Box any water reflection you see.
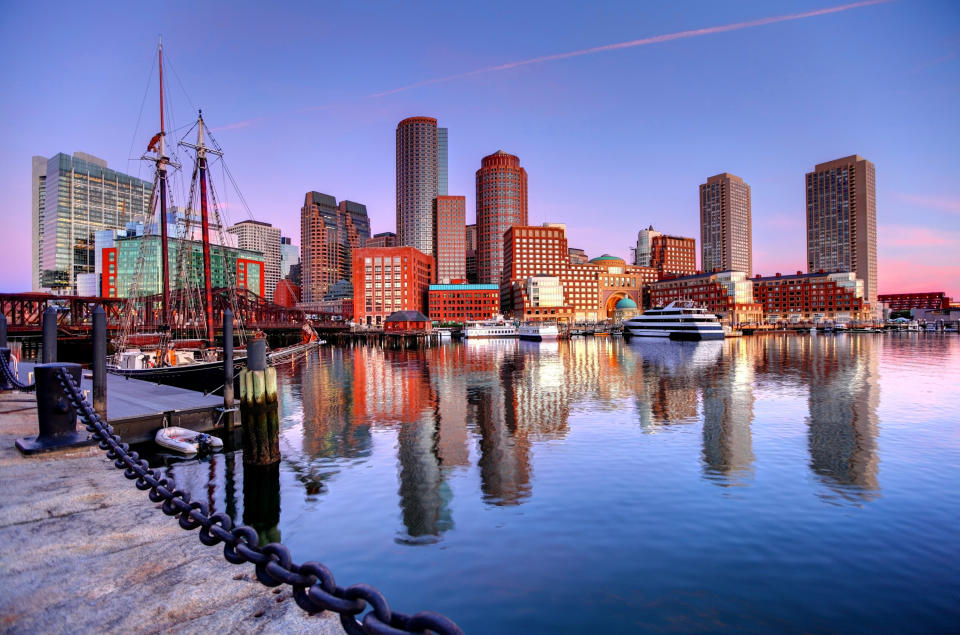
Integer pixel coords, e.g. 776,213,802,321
806,336,880,502
164,332,889,544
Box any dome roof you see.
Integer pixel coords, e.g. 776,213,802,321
589,254,624,263
615,297,638,309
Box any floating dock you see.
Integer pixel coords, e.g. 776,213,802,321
17,362,231,444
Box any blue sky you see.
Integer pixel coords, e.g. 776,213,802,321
1,0,958,295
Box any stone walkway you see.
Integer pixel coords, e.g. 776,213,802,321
0,391,343,634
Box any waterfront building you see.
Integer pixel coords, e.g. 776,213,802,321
384,310,432,333
612,297,639,320
76,273,100,297
877,292,950,311
568,248,588,265
700,173,752,277
429,283,499,323
477,151,528,284
32,152,153,293
352,246,434,327
227,220,281,300
280,236,299,280
650,233,697,280
465,224,478,283
366,232,397,248
396,116,440,256
806,155,878,307
650,270,763,325
102,235,264,298
433,195,466,283
751,271,871,323
300,191,370,303
632,226,662,267
501,224,655,322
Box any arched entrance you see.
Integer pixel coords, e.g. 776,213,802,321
603,292,630,320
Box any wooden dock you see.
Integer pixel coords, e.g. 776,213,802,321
17,362,232,444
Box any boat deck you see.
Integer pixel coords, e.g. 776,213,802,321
17,362,232,444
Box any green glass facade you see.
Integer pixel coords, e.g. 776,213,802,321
112,235,264,298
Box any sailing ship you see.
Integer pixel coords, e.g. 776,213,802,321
108,40,319,392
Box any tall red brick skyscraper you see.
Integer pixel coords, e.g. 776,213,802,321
433,195,466,283
476,151,527,285
806,155,878,307
699,173,752,277
396,117,438,256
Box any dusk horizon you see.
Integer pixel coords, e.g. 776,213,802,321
1,0,958,296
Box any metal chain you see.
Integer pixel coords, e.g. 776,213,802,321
0,353,36,392
55,368,461,635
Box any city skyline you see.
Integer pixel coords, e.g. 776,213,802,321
1,1,958,296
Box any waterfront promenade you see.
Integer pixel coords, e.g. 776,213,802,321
0,390,343,634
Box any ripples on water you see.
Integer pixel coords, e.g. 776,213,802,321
164,334,960,632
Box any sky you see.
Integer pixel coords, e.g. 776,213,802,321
1,0,958,297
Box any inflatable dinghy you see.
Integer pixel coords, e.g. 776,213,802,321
155,426,223,456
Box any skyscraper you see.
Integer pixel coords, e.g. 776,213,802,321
433,195,466,283
396,117,439,256
438,127,449,196
465,223,478,283
476,151,528,285
806,155,877,306
226,220,281,300
32,152,153,293
700,173,752,276
300,191,370,303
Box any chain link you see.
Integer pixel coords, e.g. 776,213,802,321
56,367,462,634
0,353,36,392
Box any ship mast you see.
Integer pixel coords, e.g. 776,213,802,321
156,37,171,329
180,112,222,346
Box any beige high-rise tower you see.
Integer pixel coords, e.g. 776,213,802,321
700,173,752,276
805,155,877,306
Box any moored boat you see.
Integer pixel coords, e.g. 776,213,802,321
156,426,223,456
463,318,518,339
518,323,559,341
623,300,724,341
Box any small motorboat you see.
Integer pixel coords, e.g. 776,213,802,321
155,426,223,456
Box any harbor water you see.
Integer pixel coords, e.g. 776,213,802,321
164,334,960,632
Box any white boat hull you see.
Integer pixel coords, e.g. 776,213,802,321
156,426,224,456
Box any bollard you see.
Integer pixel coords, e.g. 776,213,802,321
16,363,91,455
221,309,235,429
92,306,106,419
0,313,7,348
0,348,13,391
42,306,58,364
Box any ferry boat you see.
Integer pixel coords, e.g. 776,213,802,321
462,319,518,339
623,300,724,341
518,323,559,341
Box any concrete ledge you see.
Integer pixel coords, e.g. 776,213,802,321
0,392,343,633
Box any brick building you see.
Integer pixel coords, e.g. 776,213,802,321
752,271,871,323
500,224,656,322
433,195,466,283
477,151,527,284
352,246,434,327
428,283,499,323
650,234,697,279
650,270,763,325
384,310,432,333
366,232,397,248
877,291,951,311
300,191,370,302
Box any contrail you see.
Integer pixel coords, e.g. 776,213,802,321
370,0,892,98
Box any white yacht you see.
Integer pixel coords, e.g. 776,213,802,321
518,323,559,341
623,300,724,341
463,319,518,339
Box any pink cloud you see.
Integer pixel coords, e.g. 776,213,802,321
879,259,960,297
894,193,960,214
879,225,957,247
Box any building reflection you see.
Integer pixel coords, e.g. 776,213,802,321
806,336,880,501
700,338,756,486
